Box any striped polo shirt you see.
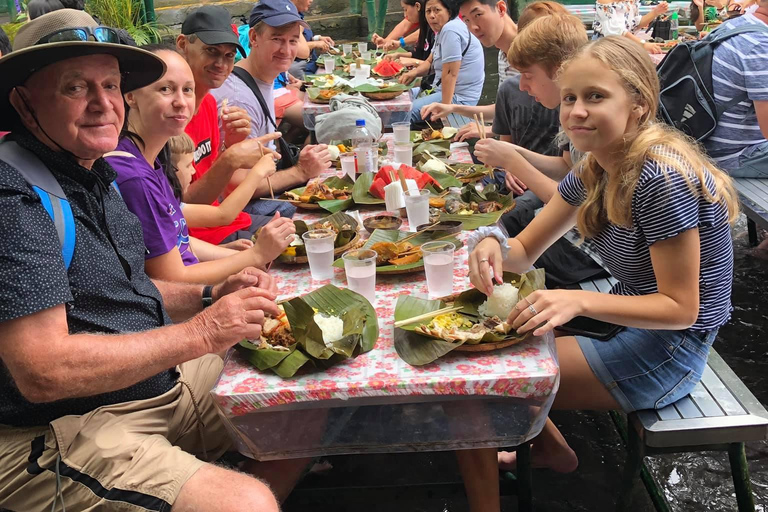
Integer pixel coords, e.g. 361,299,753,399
558,153,734,331
705,14,768,171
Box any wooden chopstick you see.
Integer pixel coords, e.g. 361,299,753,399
258,142,275,200
479,112,487,139
473,114,484,140
399,221,441,244
394,306,463,328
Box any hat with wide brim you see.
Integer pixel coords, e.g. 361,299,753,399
0,9,166,130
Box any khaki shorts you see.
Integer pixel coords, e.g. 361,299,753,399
0,354,232,511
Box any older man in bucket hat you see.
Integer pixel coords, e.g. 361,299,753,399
0,9,281,512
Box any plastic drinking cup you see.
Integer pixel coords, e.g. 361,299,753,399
360,51,371,60
357,42,368,53
324,56,336,73
302,229,336,281
394,143,412,166
392,121,411,144
421,241,456,299
342,248,378,304
340,153,356,181
404,189,430,232
342,43,354,55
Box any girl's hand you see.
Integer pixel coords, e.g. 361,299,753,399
420,102,454,121
652,1,669,15
468,238,504,296
474,138,518,169
456,121,481,142
372,33,385,46
643,41,663,54
254,213,296,263
399,70,417,85
505,173,527,196
382,39,401,51
220,239,254,251
507,289,586,336
252,153,277,179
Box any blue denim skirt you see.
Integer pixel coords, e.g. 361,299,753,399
576,327,718,413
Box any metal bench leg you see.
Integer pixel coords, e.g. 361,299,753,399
728,443,756,512
616,421,645,512
516,442,533,512
747,218,758,246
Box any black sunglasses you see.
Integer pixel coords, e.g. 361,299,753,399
37,26,121,45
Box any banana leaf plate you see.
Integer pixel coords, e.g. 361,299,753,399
428,184,516,230
236,285,378,377
393,269,546,365
307,86,352,104
333,228,463,275
281,176,354,213
274,211,361,264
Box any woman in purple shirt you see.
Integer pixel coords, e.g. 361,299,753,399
106,44,291,285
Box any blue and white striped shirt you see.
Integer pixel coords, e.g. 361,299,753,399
705,14,768,171
558,156,733,330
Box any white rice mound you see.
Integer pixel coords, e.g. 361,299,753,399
314,313,344,346
478,283,520,319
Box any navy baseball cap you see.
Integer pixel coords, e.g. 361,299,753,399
249,0,310,29
182,5,246,56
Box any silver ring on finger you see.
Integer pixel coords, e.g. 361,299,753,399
523,296,533,306
479,258,488,264
528,304,537,315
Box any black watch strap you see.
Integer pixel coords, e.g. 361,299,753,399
202,285,214,309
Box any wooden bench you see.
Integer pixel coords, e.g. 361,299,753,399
577,277,768,511
733,178,768,246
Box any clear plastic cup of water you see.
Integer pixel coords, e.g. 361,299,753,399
324,56,336,73
302,229,336,281
357,42,368,53
404,189,430,232
340,153,356,181
360,51,371,60
392,121,411,144
421,241,455,299
342,248,378,304
394,143,412,166
342,43,354,55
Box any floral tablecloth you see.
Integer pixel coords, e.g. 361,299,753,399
212,143,558,420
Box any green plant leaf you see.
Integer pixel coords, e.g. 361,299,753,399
351,171,385,205
427,171,463,189
236,340,293,370
413,141,451,157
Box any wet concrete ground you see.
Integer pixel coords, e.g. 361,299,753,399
284,219,768,511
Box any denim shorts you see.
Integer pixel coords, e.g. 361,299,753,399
576,327,718,413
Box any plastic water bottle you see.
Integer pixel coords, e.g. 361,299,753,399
670,11,679,40
352,119,376,173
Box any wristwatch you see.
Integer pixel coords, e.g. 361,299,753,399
202,285,214,309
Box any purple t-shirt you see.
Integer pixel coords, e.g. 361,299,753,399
106,138,198,266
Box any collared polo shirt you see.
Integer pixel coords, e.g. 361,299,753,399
0,130,178,427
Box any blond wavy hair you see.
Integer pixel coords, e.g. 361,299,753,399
558,37,739,239
508,13,587,75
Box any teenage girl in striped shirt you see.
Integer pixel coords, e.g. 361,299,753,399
465,36,740,483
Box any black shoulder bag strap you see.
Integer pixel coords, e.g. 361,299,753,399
431,23,473,90
230,67,298,168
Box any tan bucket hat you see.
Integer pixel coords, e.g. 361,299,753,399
0,9,166,130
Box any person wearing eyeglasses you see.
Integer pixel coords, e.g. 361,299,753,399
0,9,281,512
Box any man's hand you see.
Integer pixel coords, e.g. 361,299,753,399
193,287,280,353
220,239,254,251
372,33,385,46
223,133,282,170
399,69,419,85
222,106,252,148
255,212,297,263
420,102,454,121
321,35,335,46
456,122,481,142
474,138,519,169
297,144,332,180
311,39,331,53
212,267,278,301
651,1,669,16
505,173,527,196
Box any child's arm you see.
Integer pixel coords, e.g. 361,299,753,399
183,154,277,228
188,236,239,262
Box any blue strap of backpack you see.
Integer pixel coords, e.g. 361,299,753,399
0,139,76,269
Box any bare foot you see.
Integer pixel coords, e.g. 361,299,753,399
497,445,579,474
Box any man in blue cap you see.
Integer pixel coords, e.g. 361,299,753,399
211,0,332,199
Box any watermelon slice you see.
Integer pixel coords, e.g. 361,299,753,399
372,60,404,77
368,164,438,199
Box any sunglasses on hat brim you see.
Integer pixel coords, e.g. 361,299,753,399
36,26,121,45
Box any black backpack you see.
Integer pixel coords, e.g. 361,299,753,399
657,22,768,142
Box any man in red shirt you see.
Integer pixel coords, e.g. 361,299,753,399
177,5,295,244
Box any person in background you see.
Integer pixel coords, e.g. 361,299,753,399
211,0,332,205
592,0,668,53
107,45,294,284
372,0,423,51
288,0,335,78
399,0,485,124
384,0,437,68
0,26,9,57
0,10,282,511
176,5,295,247
468,34,738,490
26,0,63,19
702,0,768,181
